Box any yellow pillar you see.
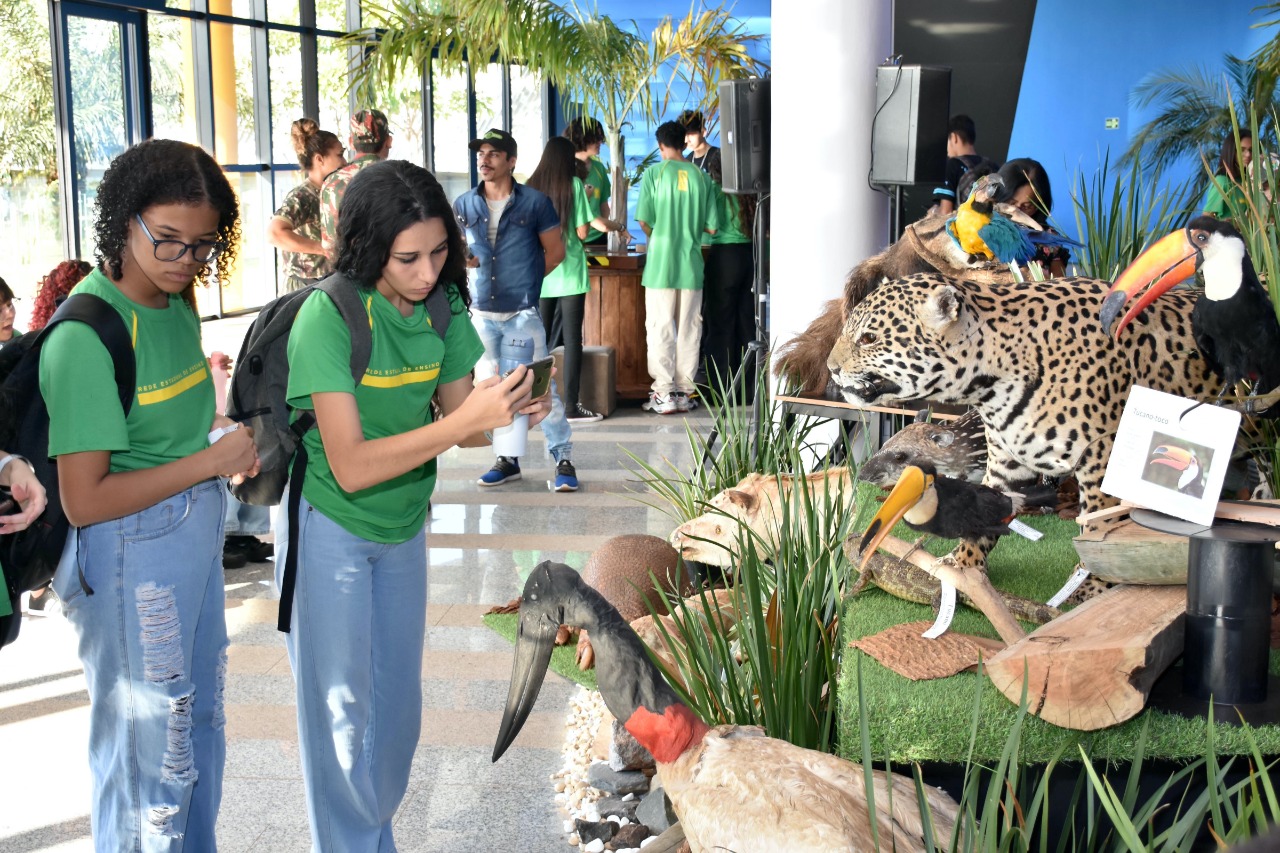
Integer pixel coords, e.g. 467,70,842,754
207,0,243,313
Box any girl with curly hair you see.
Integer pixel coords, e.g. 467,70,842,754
28,259,92,332
41,138,259,849
278,158,549,851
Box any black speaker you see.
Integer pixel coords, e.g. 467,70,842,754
870,65,951,186
720,77,769,194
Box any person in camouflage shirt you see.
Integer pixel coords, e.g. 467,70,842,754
319,107,394,260
268,118,347,291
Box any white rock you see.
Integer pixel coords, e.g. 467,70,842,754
619,817,630,826
640,838,656,848
563,820,573,833
621,793,635,801
584,840,605,853
606,814,621,824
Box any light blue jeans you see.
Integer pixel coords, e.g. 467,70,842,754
223,491,272,536
53,479,228,852
472,307,573,462
275,495,428,853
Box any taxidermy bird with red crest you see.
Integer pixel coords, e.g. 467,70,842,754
494,561,960,853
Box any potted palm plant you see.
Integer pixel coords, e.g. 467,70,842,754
347,0,768,251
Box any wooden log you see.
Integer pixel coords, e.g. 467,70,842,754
985,584,1186,731
870,534,1025,646
1072,519,1190,584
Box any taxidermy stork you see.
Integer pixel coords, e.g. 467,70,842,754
1148,445,1205,498
947,175,1081,265
1100,215,1280,409
493,561,960,853
859,463,1058,571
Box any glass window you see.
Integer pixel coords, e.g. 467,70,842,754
473,63,502,139
210,23,259,164
317,36,350,140
204,170,276,313
149,14,199,145
382,69,424,168
432,60,471,201
269,30,303,165
268,0,299,26
510,66,545,183
316,0,346,32
67,15,127,259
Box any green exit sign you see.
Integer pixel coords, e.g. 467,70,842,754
1105,118,1120,130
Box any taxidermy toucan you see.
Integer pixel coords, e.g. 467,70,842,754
1100,215,1280,406
858,464,1059,571
1148,445,1205,498
494,561,960,853
947,175,1081,265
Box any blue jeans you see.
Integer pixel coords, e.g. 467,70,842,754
275,495,428,853
472,307,573,462
52,479,228,852
223,490,272,535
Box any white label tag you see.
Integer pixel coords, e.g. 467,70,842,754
922,582,957,639
1007,518,1043,540
1047,565,1091,608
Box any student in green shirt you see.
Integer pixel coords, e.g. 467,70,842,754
529,137,627,422
636,121,719,414
1204,129,1252,223
279,159,550,851
41,139,260,850
701,158,758,392
564,117,625,247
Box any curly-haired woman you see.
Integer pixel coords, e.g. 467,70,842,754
28,259,93,332
278,159,548,851
42,138,260,849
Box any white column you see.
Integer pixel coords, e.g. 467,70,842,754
769,0,892,362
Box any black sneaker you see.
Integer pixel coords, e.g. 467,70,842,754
566,403,604,423
222,548,248,570
226,534,274,563
479,456,522,486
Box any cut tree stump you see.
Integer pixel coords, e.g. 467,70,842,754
986,584,1186,731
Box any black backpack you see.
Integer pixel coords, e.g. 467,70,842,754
0,294,135,647
225,274,452,632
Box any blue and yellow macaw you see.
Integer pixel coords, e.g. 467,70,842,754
947,175,1033,263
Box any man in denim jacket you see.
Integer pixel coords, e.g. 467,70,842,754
453,128,580,492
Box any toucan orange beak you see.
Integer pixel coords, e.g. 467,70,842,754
1100,228,1201,338
858,465,931,572
1149,445,1194,471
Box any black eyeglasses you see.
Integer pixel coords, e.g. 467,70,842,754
135,215,226,263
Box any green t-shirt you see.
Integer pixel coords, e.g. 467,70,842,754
705,182,750,246
286,282,484,543
583,156,611,243
636,159,719,290
541,178,593,298
1204,174,1245,220
41,268,214,472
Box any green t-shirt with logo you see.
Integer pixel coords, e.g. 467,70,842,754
41,268,214,472
287,282,484,543
541,178,593,299
583,156,611,243
636,159,719,290
706,182,750,246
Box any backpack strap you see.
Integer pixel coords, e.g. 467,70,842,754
315,274,373,382
41,293,136,415
424,282,452,343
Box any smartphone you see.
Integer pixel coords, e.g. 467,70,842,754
505,356,555,399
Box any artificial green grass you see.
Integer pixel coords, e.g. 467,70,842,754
482,612,598,691
836,481,1280,764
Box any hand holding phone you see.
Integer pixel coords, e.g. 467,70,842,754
504,356,555,399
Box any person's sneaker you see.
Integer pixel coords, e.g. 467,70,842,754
222,547,248,570
553,460,579,492
478,456,522,486
566,403,604,423
672,392,691,412
643,391,678,414
225,534,274,563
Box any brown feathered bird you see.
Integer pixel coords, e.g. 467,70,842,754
494,561,960,853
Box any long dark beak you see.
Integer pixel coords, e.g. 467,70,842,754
858,465,929,572
1101,228,1200,337
492,606,559,762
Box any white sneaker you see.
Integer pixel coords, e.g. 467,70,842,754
643,391,678,414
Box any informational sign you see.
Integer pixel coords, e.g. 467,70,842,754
1101,385,1241,525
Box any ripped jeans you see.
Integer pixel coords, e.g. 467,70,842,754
53,479,229,852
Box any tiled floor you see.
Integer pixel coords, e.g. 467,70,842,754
0,339,711,851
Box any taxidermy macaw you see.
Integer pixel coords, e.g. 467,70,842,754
494,561,961,853
947,175,1081,265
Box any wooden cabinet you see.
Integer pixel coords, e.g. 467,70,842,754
584,252,649,400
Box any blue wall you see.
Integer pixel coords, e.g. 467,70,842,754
1008,0,1269,235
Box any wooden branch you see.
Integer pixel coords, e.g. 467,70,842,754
872,534,1026,646
986,585,1186,731
1214,499,1280,527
